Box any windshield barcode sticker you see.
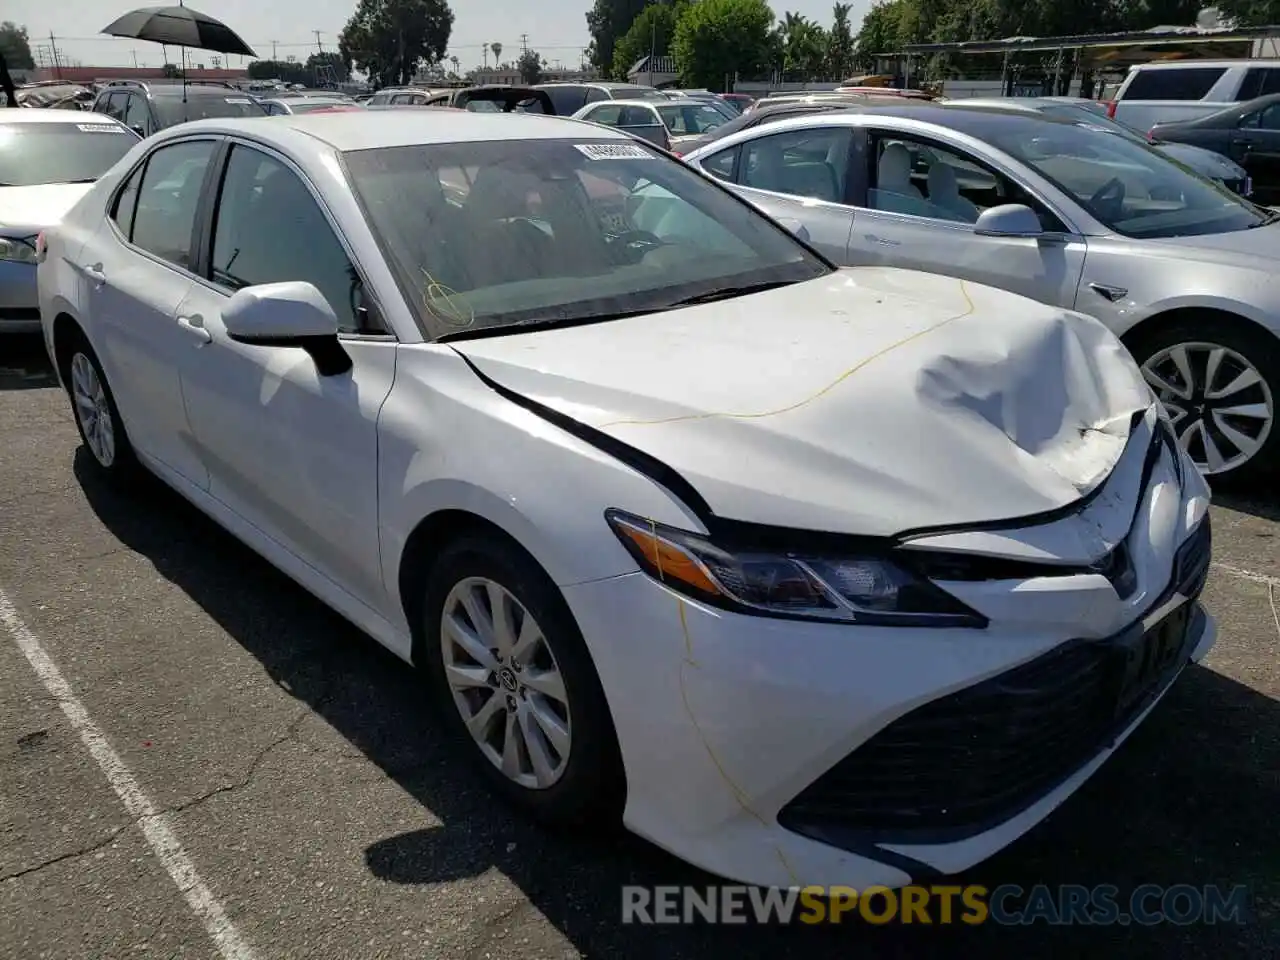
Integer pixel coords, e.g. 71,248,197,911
77,124,127,133
574,143,652,160
225,98,251,104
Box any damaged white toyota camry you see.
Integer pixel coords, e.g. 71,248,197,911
38,111,1215,889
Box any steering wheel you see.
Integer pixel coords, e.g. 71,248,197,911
1090,176,1126,216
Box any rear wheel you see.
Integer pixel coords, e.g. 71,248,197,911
421,534,624,827
1132,319,1278,485
62,336,137,479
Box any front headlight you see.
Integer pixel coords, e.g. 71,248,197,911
606,509,986,628
0,235,38,265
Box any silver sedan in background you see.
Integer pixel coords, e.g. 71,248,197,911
684,105,1280,482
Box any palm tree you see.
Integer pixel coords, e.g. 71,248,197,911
450,54,460,77
491,42,503,69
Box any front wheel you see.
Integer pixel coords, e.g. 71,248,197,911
421,534,624,827
1133,320,1279,485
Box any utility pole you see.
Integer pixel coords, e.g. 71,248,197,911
313,30,323,53
131,49,138,69
271,40,278,62
49,32,63,80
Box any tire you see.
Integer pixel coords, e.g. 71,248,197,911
421,534,625,827
60,333,138,480
1129,317,1279,486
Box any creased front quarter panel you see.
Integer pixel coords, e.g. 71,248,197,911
376,344,702,633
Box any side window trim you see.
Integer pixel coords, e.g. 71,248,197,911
861,127,1076,235
199,137,392,338
107,137,224,275
111,157,148,241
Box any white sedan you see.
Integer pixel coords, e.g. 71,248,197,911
1,109,139,332
683,105,1280,482
38,110,1215,889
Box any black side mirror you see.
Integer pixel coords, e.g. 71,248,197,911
130,124,146,137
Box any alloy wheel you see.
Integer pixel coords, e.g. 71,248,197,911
70,352,116,468
1141,341,1274,476
440,576,572,789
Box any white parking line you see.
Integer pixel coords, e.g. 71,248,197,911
0,588,257,960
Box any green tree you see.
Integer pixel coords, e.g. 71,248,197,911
852,0,905,68
247,59,310,84
612,2,682,80
779,12,830,78
673,0,775,91
162,62,183,79
491,42,504,67
827,3,856,79
586,0,649,73
306,50,351,83
0,21,34,71
1214,0,1280,24
518,48,544,84
339,0,454,88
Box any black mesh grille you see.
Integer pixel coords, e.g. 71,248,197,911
778,518,1212,847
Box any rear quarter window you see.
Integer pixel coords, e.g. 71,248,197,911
1122,67,1227,101
543,86,587,114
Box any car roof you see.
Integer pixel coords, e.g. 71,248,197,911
169,110,634,152
1,107,122,124
539,81,642,89
742,103,1075,138
1129,59,1279,71
144,84,245,98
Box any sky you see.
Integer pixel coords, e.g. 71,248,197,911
9,0,874,73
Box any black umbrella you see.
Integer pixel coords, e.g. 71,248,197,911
101,3,256,57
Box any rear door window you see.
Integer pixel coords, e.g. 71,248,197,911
541,86,587,114
1122,67,1227,101
1239,67,1280,101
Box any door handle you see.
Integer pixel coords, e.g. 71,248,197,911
865,234,900,246
83,263,106,285
177,314,212,344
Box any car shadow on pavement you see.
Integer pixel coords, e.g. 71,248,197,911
1212,489,1280,524
74,455,1279,959
0,333,58,391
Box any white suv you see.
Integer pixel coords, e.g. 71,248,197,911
1110,59,1280,130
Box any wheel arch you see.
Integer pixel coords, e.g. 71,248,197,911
1119,304,1279,354
398,508,545,667
51,311,86,386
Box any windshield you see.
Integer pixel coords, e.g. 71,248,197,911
657,103,729,135
343,138,829,339
0,122,138,186
1041,104,1149,144
154,94,267,125
988,121,1266,238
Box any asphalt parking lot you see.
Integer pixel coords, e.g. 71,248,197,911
1,333,1277,959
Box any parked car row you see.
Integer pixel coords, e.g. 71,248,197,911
31,107,1217,894
682,102,1280,482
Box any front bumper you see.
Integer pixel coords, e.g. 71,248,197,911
0,260,40,333
563,424,1214,889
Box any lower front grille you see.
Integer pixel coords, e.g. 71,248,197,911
778,518,1212,847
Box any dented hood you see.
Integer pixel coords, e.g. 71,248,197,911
451,268,1154,536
